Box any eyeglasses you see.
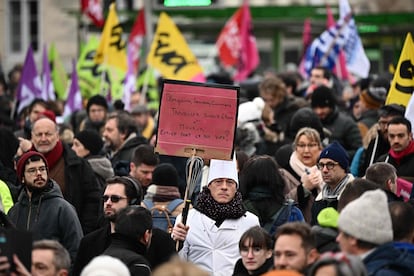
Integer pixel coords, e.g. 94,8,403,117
296,143,319,149
240,246,265,256
25,166,47,175
102,195,128,203
317,162,339,170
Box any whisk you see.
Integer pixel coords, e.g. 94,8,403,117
176,155,204,251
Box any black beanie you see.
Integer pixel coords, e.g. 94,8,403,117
86,95,108,114
152,163,179,187
311,86,337,109
75,130,104,156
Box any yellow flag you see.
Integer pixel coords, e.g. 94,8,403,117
385,33,414,106
94,3,127,72
147,12,204,81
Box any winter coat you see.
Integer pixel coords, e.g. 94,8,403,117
8,180,83,261
72,223,176,276
377,151,414,183
62,143,102,234
86,155,114,189
232,257,273,276
320,107,362,160
311,174,354,225
177,209,259,276
103,233,151,276
364,242,414,276
106,133,147,176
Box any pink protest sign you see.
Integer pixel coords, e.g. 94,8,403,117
155,79,239,160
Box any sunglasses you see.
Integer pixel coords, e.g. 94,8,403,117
102,195,128,203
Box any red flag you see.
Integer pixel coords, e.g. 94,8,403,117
128,8,146,75
216,0,259,81
81,0,104,28
234,1,260,81
326,4,350,81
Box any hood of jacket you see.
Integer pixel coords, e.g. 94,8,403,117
87,156,114,180
18,180,63,205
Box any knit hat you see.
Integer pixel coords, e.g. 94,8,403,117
207,159,239,188
311,85,337,109
75,130,104,156
152,163,179,187
238,97,265,124
317,207,339,228
338,189,393,245
86,95,108,114
39,110,56,122
80,255,130,276
16,151,49,183
359,78,388,110
319,141,349,171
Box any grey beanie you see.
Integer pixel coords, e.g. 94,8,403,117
338,189,392,245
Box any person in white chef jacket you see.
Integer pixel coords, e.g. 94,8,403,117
172,158,260,276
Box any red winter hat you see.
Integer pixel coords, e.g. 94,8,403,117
16,151,49,183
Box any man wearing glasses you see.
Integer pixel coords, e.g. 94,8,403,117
8,151,83,262
72,176,176,275
310,141,354,225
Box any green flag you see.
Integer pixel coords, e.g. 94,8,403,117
77,36,125,100
49,43,68,100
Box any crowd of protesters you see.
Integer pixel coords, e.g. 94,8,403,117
0,63,413,276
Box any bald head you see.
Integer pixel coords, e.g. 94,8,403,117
31,118,60,154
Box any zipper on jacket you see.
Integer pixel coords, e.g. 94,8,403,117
26,198,32,230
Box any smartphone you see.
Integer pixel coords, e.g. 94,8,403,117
0,229,32,273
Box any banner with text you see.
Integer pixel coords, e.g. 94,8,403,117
155,80,239,160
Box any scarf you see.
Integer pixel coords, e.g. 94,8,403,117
152,185,181,202
35,140,64,169
389,140,414,165
289,151,314,177
195,186,245,226
322,174,350,201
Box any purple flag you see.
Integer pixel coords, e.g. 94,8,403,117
16,46,42,114
41,44,56,101
63,60,83,118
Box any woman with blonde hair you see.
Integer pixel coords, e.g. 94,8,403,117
286,127,324,222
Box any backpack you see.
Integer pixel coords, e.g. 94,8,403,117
143,198,183,234
263,199,305,237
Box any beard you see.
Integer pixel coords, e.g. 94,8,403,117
26,178,51,193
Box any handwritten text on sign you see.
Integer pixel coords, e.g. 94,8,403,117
155,81,238,160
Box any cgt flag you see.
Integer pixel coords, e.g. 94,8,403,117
387,33,414,107
147,12,205,82
16,45,42,114
63,59,83,119
94,2,127,72
41,44,56,101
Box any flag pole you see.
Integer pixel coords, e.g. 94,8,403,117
140,1,154,105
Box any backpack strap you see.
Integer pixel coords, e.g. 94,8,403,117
165,198,184,213
142,199,154,209
267,199,296,236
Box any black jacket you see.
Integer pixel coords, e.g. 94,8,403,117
232,257,273,276
106,134,147,176
62,143,102,234
8,180,83,261
72,223,176,276
103,233,151,276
